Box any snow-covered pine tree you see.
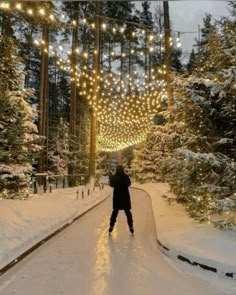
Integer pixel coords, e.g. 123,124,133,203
167,67,236,221
187,49,197,73
0,36,41,199
192,13,216,75
131,116,185,183
48,117,69,175
132,6,236,225
164,9,236,218
67,103,90,186
131,123,170,183
131,142,145,182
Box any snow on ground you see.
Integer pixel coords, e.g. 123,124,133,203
0,184,112,271
132,183,236,279
1,181,236,293
0,189,230,295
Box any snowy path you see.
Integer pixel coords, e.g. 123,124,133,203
0,189,226,295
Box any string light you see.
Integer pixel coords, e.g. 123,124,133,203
39,8,45,15
9,5,175,151
27,8,33,15
176,32,181,48
16,3,22,10
0,2,10,9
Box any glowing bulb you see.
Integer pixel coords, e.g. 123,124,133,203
1,2,10,9
39,8,45,15
16,3,22,10
149,34,154,41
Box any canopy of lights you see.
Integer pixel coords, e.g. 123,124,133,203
0,2,182,151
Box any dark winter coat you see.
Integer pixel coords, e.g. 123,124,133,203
110,172,131,210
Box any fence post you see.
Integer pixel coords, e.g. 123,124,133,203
43,176,47,193
76,190,79,199
49,184,52,193
33,176,37,194
63,175,65,188
88,189,90,196
82,191,84,199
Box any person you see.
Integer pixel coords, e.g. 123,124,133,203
109,165,134,235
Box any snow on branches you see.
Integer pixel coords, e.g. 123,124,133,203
0,36,41,199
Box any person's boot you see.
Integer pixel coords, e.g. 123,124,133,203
108,226,113,235
129,227,134,235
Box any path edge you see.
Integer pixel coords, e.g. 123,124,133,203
0,192,111,277
131,186,236,280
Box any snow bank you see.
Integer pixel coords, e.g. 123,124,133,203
132,182,236,277
0,185,112,270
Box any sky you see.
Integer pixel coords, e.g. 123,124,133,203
169,1,229,53
138,1,230,62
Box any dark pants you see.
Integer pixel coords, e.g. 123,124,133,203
110,209,133,228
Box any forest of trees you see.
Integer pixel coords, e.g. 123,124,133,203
0,1,181,198
0,1,236,230
133,2,236,229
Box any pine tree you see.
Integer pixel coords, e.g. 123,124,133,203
48,118,69,175
132,5,236,225
61,1,94,181
187,49,196,73
0,36,41,199
171,48,183,73
165,69,236,221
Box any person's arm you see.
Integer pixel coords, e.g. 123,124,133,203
110,175,116,187
126,175,131,187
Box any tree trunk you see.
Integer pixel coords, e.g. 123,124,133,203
2,12,11,36
163,1,173,108
128,40,131,96
69,5,79,137
108,38,111,72
120,41,124,97
68,3,79,184
149,50,152,91
38,25,49,173
89,1,100,181
145,30,148,81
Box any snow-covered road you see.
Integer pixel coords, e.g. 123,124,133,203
0,189,227,295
